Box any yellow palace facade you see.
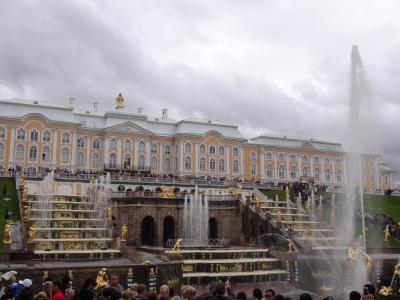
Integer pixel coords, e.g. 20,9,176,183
0,95,394,191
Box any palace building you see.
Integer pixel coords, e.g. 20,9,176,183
0,94,395,191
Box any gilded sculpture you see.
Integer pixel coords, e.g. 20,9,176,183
160,186,176,198
95,268,109,289
121,224,128,241
89,176,95,191
172,238,182,255
23,205,30,221
28,225,37,243
384,224,390,242
107,205,112,220
3,221,12,244
115,93,124,109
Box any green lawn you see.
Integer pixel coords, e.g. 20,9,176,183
259,189,291,202
354,221,400,248
0,177,20,249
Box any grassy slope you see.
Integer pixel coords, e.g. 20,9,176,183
0,177,20,249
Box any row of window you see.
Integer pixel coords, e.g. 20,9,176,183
264,165,342,181
262,152,341,165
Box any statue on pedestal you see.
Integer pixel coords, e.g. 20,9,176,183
172,238,182,254
3,221,12,244
95,268,108,289
28,225,37,243
384,224,390,242
107,205,112,220
121,224,128,241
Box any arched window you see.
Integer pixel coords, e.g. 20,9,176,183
250,164,256,175
219,159,225,172
164,158,171,170
266,164,274,178
43,131,51,142
336,170,342,182
16,144,24,160
124,154,131,169
77,136,85,148
110,139,117,150
92,153,100,168
139,141,146,152
290,166,297,179
109,153,117,169
312,168,319,181
30,130,38,141
164,145,171,155
29,146,37,160
42,146,51,161
280,153,286,161
62,132,70,143
138,155,145,169
233,147,239,156
266,152,273,160
151,144,157,154
92,138,100,149
290,154,296,162
251,152,257,159
303,155,308,163
233,160,239,173
199,157,206,170
314,156,320,164
209,145,216,155
77,152,84,166
185,157,191,170
0,127,6,139
209,159,216,170
61,148,69,163
17,129,25,140
151,157,157,170
302,166,309,177
336,159,341,166
0,143,4,160
184,143,191,153
219,146,225,155
279,165,285,179
325,168,331,181
124,140,132,151
200,144,206,154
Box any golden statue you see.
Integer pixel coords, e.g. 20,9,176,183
288,239,296,252
394,263,400,277
379,286,393,297
21,187,28,201
255,195,260,207
115,93,124,109
384,225,390,242
22,205,30,221
19,176,25,187
172,238,182,254
160,186,176,198
3,221,12,244
89,176,95,191
121,224,128,241
304,229,312,236
28,225,37,243
107,205,112,220
95,268,108,289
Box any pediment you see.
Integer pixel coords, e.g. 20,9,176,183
105,121,152,135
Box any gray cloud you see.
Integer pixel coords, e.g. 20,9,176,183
0,0,399,180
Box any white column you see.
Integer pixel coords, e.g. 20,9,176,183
194,142,198,176
117,139,122,167
274,153,278,184
9,126,15,165
179,142,184,174
158,143,162,175
260,148,265,181
321,156,325,185
146,141,151,167
104,137,109,167
239,146,244,178
71,132,77,169
310,155,314,178
286,155,290,183
134,140,138,166
85,138,91,170
226,145,230,178
51,130,58,167
297,154,301,180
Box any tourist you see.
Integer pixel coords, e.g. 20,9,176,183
43,281,53,299
252,289,262,300
199,292,213,300
299,293,312,300
102,287,116,300
147,291,158,300
236,291,247,300
50,282,64,300
363,284,376,297
349,291,361,300
34,292,48,300
159,285,169,299
264,289,275,300
133,284,147,300
108,274,124,292
169,296,181,300
212,282,230,300
186,286,196,300
1,272,21,300
15,279,33,300
122,289,136,300
78,278,96,300
274,295,284,300
180,285,191,300
110,291,122,300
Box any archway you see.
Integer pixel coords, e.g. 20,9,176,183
163,216,175,247
141,216,155,246
209,217,218,239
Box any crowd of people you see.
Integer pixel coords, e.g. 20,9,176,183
0,271,379,300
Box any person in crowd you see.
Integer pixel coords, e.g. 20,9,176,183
108,274,124,292
110,291,122,300
42,281,53,299
199,292,213,300
147,292,158,300
15,279,33,300
50,282,64,300
102,288,116,300
159,285,169,299
133,284,147,300
349,291,361,300
168,286,174,298
78,278,96,300
212,282,231,300
265,289,276,300
186,286,196,300
236,291,246,300
274,295,284,300
122,289,135,300
299,293,313,300
34,292,48,300
252,289,262,300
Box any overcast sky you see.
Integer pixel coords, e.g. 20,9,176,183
0,1,399,180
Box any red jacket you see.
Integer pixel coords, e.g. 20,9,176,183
51,290,65,300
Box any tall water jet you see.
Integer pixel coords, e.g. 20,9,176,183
183,186,209,247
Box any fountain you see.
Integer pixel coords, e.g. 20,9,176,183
183,186,209,247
